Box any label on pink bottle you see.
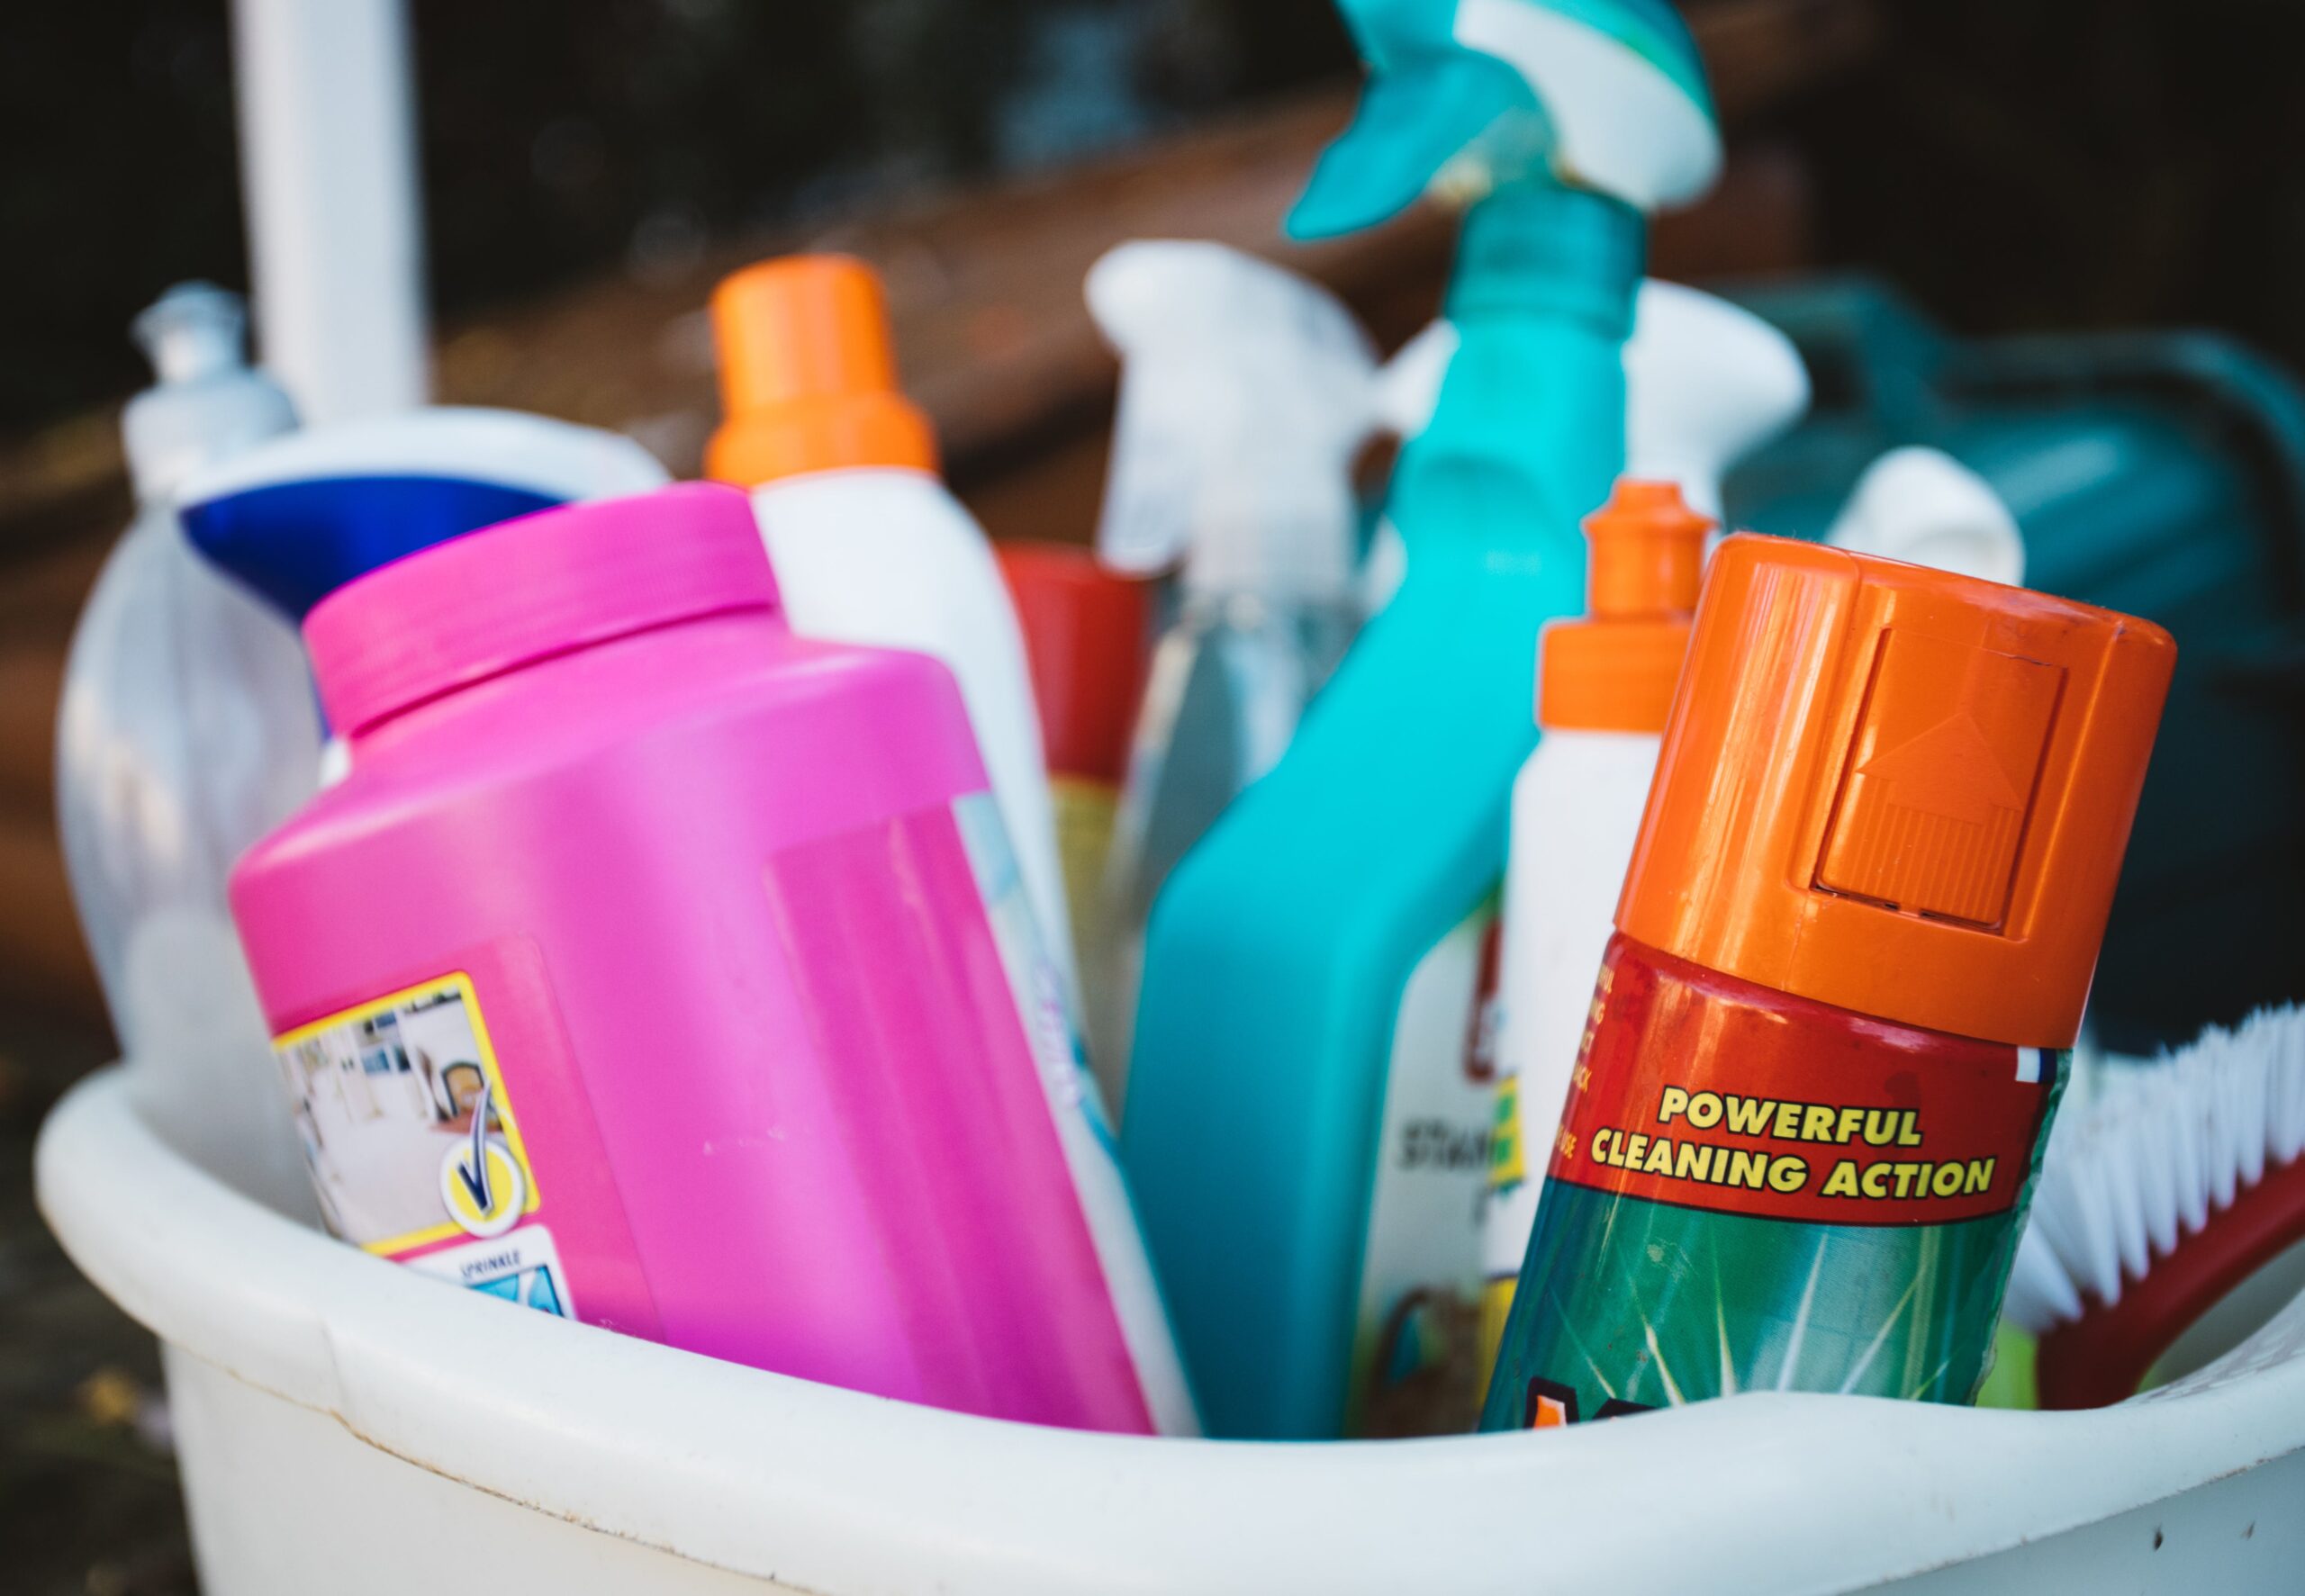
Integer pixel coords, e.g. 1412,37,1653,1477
267,943,663,1341
271,972,547,1256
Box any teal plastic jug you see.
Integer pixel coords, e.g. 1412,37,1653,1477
1122,0,1716,1440
1722,277,2305,1056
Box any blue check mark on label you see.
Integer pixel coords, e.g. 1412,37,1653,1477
456,1078,495,1212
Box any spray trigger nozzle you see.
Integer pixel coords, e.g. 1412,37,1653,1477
1087,241,1380,599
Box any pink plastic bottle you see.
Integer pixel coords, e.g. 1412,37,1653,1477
230,482,1195,1435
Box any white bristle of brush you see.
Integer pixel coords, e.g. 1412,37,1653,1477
2004,1005,2305,1336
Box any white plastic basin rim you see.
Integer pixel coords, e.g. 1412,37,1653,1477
36,1066,2305,1594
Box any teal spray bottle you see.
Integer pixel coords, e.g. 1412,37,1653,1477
1120,0,1720,1438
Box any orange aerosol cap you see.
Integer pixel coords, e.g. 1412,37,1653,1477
706,254,938,485
1617,534,2177,1048
1538,480,1713,733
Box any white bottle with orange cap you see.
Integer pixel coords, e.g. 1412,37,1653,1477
706,255,1075,1002
1477,480,1713,1376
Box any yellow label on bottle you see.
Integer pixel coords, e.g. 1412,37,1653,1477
1489,1072,1525,1190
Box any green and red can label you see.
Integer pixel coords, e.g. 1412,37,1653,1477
1480,934,2065,1429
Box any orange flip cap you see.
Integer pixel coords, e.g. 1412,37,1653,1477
705,254,938,486
1538,480,1712,734
1618,535,2177,1048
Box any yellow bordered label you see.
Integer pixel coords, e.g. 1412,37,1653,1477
271,971,542,1256
1489,1072,1525,1190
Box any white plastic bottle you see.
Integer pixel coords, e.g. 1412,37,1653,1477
176,406,673,787
706,255,1075,1004
1477,479,1713,1375
54,283,314,1191
1083,239,1381,1102
1827,444,2025,585
177,405,674,622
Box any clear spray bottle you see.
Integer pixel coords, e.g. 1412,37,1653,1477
55,284,318,1196
1084,240,1380,1102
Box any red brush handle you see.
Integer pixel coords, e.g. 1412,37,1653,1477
2038,1152,2305,1410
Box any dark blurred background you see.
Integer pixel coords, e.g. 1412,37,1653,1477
16,1,2305,437
4,0,1354,433
7,2,2305,1590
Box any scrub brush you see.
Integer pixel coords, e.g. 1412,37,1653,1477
2002,1005,2305,1408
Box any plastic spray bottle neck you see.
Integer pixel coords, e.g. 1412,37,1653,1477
1444,182,1644,337
1179,469,1361,605
1382,181,1641,583
122,284,298,509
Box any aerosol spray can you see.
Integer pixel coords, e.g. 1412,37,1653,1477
1482,535,2174,1428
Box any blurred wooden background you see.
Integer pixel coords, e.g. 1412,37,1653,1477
0,0,1882,1037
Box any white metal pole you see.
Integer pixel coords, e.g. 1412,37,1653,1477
229,0,429,424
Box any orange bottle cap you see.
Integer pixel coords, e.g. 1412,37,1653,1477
1538,480,1712,733
1617,535,2176,1048
705,254,938,486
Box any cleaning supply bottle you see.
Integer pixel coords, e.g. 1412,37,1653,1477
176,407,669,785
1122,0,1720,1440
1477,479,1709,1377
1722,280,2304,1060
1482,535,2175,1429
1623,280,1809,521
1826,445,2025,586
706,255,1075,1005
54,284,312,1186
1085,240,1379,1100
1361,278,1805,611
230,484,1195,1435
178,406,670,622
994,542,1154,1107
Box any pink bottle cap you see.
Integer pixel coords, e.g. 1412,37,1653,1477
307,482,779,736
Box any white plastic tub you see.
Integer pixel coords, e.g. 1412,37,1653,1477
36,1060,2305,1594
